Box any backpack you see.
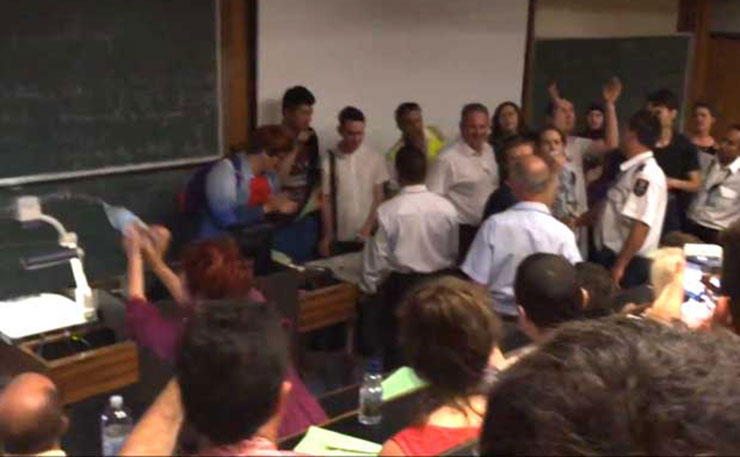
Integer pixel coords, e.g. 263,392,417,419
178,154,243,215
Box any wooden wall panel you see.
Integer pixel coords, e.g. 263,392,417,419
704,36,740,135
678,0,711,125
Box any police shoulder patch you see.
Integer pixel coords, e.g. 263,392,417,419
634,178,649,197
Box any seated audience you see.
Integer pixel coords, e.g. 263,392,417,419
594,110,667,287
575,261,617,317
647,89,701,233
463,155,581,323
580,102,606,140
274,85,322,262
319,106,388,257
387,102,446,166
482,136,534,220
689,101,719,172
687,124,740,243
514,254,584,348
428,103,498,260
362,145,459,368
489,101,529,162
380,277,503,456
121,301,296,456
0,373,68,457
481,316,740,456
199,125,298,240
123,227,326,438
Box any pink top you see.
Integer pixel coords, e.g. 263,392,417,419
390,424,480,456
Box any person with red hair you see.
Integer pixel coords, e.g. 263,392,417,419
123,226,327,438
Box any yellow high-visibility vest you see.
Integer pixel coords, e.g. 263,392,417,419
387,126,446,163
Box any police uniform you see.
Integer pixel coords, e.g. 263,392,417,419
688,156,740,243
595,151,667,287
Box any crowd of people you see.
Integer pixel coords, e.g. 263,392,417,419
3,80,740,456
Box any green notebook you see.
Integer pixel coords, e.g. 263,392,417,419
382,366,427,401
294,426,382,456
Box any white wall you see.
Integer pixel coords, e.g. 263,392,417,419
258,0,529,153
536,0,679,38
711,0,740,34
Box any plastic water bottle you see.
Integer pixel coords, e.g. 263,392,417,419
359,358,383,425
103,203,146,233
101,395,133,456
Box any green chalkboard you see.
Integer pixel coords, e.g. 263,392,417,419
0,0,218,180
530,36,692,130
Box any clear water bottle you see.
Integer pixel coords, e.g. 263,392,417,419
101,395,133,456
359,358,383,425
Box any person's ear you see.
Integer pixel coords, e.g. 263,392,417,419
581,287,590,309
61,414,70,435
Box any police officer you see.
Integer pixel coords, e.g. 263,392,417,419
688,124,740,244
595,110,667,287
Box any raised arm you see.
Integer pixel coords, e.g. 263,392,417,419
140,226,189,307
123,227,146,301
601,77,622,150
120,379,184,456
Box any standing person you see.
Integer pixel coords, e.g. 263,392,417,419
482,136,535,220
539,127,581,232
689,102,719,172
0,373,68,457
319,106,388,257
362,145,459,368
646,89,701,234
580,103,606,140
199,125,298,240
489,101,528,162
463,155,581,329
594,110,667,287
687,125,740,243
275,85,322,262
428,103,498,261
387,102,446,165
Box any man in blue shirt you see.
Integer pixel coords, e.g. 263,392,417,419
463,154,582,320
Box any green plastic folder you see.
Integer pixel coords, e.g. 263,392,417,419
382,366,427,401
294,426,382,456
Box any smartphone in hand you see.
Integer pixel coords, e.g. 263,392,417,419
681,244,723,328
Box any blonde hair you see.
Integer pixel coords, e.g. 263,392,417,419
650,248,685,297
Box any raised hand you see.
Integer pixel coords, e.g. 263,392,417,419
603,77,623,104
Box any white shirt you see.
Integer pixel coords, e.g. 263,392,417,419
596,151,667,257
322,143,389,241
462,201,582,316
566,136,593,256
689,156,740,231
361,185,459,294
427,139,498,226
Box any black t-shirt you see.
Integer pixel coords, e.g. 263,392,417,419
653,133,700,181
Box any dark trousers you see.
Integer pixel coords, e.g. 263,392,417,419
687,220,721,244
331,241,364,256
362,269,457,371
458,224,479,264
593,248,651,289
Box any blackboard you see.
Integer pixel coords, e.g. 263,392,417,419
530,35,693,130
0,0,219,183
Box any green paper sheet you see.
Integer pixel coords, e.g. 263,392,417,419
382,366,427,401
294,426,382,456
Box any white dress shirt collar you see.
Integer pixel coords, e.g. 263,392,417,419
722,156,740,174
400,184,428,194
510,201,552,215
620,150,654,172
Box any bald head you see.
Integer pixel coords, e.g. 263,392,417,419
509,155,553,203
0,373,67,455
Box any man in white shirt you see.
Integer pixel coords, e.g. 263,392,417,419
463,154,582,320
688,124,740,244
547,79,622,255
595,110,667,287
319,106,388,257
0,373,68,456
362,144,459,368
427,103,498,260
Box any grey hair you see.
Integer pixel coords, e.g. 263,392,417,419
510,156,551,195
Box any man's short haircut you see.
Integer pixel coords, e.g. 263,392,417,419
481,317,740,456
460,103,489,122
0,385,65,455
586,102,605,114
338,106,365,127
647,89,679,111
400,277,502,404
176,300,289,446
575,262,617,317
395,144,427,184
628,109,662,149
515,253,583,329
395,102,421,122
501,136,535,161
281,85,315,113
509,155,550,195
693,101,717,117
